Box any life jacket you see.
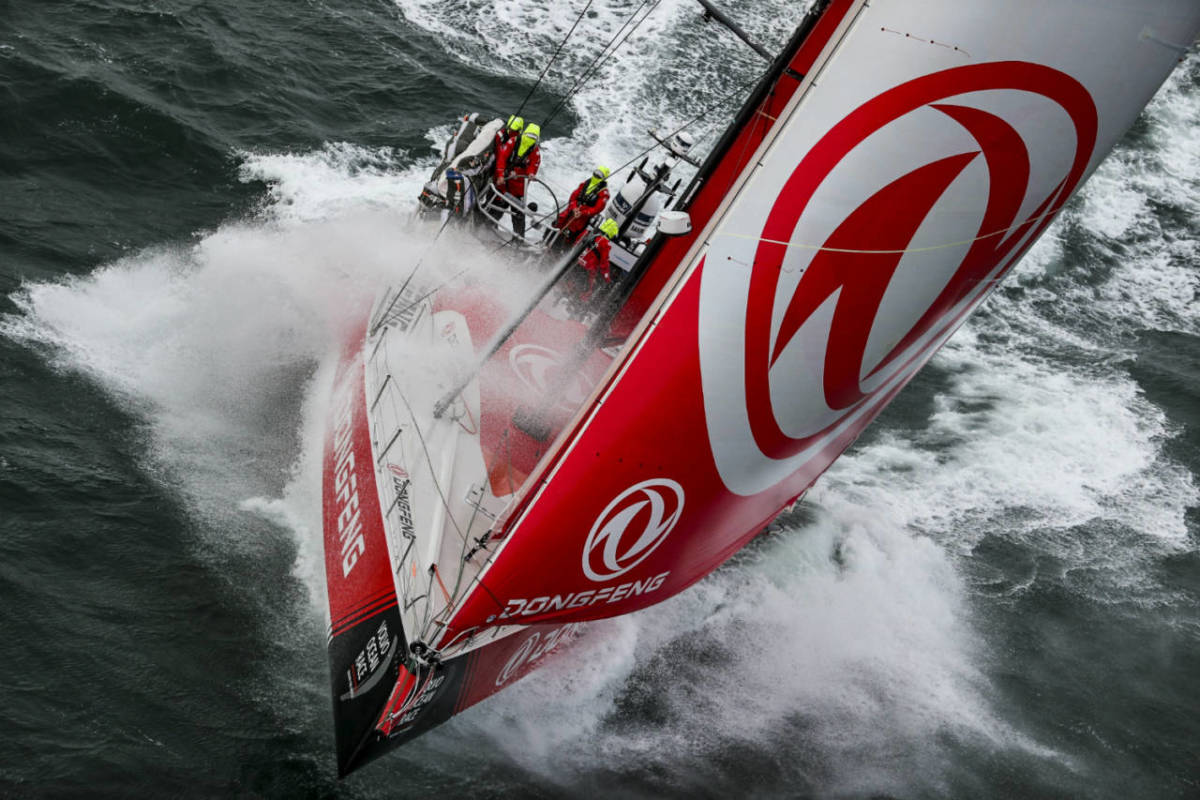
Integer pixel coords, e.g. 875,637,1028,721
507,146,536,171
496,142,540,197
577,180,607,208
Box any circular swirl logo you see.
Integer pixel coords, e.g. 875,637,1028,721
699,61,1099,496
509,344,590,409
495,631,540,687
582,479,685,582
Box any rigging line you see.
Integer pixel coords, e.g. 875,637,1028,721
541,0,650,128
441,436,517,619
432,565,453,604
720,81,772,200
603,71,763,178
453,559,511,615
371,214,455,336
711,202,1069,256
541,0,659,129
514,0,596,118
380,264,472,328
560,0,660,123
447,464,495,601
377,191,558,331
382,234,545,350
394,383,469,549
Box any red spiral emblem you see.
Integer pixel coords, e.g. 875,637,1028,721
742,61,1098,460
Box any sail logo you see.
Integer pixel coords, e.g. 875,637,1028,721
699,61,1098,495
582,479,685,582
509,344,590,409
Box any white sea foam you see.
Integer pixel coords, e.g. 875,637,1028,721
1,215,512,585
239,142,420,225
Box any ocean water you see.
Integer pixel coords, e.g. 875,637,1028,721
1,1,1198,797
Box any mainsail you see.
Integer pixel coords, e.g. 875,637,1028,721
433,0,1199,633
322,0,1200,775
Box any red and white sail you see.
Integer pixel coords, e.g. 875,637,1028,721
433,0,1200,638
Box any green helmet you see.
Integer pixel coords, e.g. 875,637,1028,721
506,115,524,132
599,218,619,239
518,123,540,157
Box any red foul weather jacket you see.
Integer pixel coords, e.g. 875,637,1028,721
494,139,541,197
555,181,610,242
577,234,612,299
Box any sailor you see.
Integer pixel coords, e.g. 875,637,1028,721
494,114,523,153
548,166,611,247
493,122,542,237
576,218,620,302
484,116,524,226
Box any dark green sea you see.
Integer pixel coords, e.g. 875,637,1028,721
1,1,1198,797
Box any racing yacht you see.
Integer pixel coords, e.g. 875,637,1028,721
322,0,1200,775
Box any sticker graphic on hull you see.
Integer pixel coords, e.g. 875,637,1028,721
494,624,582,687
582,479,684,582
339,619,398,701
509,343,590,409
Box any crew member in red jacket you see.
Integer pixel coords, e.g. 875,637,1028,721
493,122,541,237
577,218,620,302
494,115,522,153
549,165,610,246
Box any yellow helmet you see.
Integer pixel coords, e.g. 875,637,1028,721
506,115,524,132
518,123,540,157
599,218,619,239
587,166,610,194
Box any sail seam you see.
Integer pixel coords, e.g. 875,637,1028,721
713,202,1070,255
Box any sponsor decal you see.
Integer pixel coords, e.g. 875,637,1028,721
508,344,590,409
582,479,685,582
340,619,398,701
701,61,1098,494
388,287,425,332
491,571,670,622
331,382,368,577
485,479,683,624
387,674,446,731
494,624,582,687
386,463,416,541
495,632,540,687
